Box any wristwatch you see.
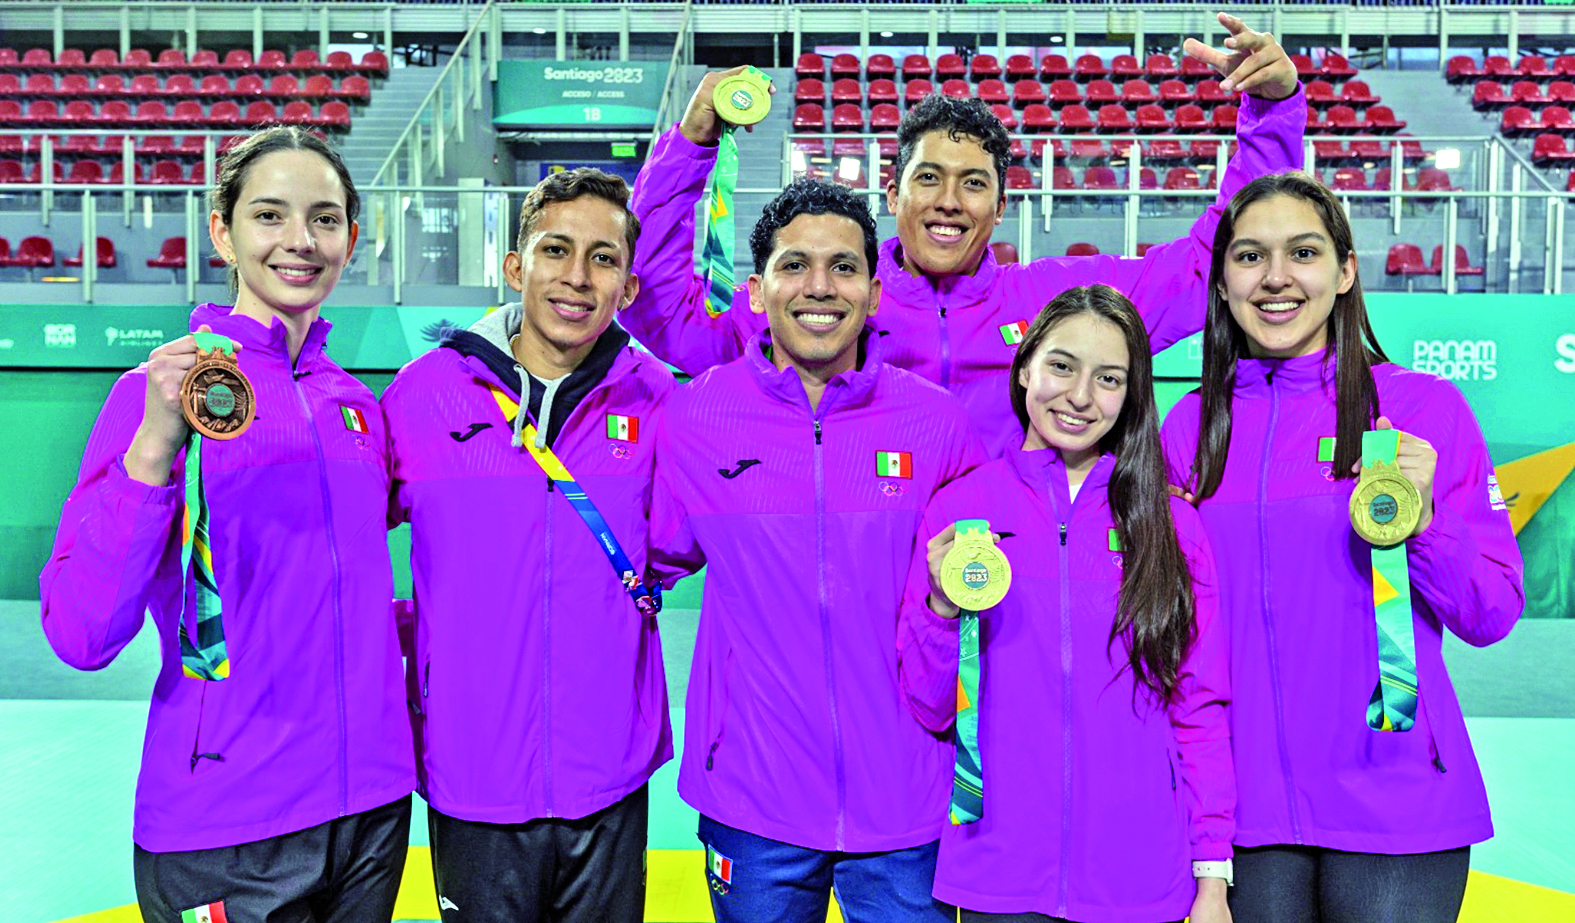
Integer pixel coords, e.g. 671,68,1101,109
1192,859,1234,886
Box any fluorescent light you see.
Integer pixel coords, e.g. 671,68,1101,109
352,31,368,39
1051,35,1064,43
1435,148,1460,170
532,27,546,35
791,150,807,174
880,32,893,38
838,157,860,181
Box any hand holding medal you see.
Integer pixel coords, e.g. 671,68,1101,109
125,326,248,486
1348,417,1436,542
180,330,255,441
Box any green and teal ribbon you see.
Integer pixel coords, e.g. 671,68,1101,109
177,330,234,681
950,518,987,825
699,127,740,318
1363,430,1418,733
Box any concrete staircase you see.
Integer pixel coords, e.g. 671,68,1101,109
1357,69,1492,140
337,65,447,189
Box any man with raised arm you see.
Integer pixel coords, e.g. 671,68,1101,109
629,13,1303,450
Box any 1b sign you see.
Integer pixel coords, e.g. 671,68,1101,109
494,62,669,129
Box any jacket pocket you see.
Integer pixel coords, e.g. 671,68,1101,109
705,649,734,771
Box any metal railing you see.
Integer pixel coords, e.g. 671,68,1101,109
649,2,696,143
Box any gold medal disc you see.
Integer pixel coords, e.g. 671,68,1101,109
1349,461,1421,546
180,347,256,440
941,533,1012,612
713,68,772,126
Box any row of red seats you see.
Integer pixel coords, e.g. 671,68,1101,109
795,50,1356,83
1,134,244,156
0,72,370,101
1504,106,1575,136
0,158,205,186
1322,166,1458,193
0,48,387,76
0,235,225,271
796,135,1231,167
795,159,1215,196
1471,80,1575,109
1312,138,1428,162
796,77,1242,108
1447,54,1575,83
1386,244,1484,278
792,100,1248,133
1532,133,1575,164
0,98,351,129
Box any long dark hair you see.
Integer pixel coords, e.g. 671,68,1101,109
1010,284,1195,707
1192,171,1389,500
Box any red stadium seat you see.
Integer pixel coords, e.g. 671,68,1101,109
1549,80,1575,104
1134,167,1157,190
1164,166,1201,190
990,241,1019,265
1434,245,1484,277
1122,79,1156,104
1314,140,1348,163
1083,165,1119,190
59,133,98,155
1331,167,1368,191
1039,54,1072,80
244,100,277,123
1484,55,1514,78
1518,55,1553,79
0,160,22,184
870,103,900,131
977,79,1008,105
1075,54,1107,81
1559,55,1575,77
63,236,116,268
1005,165,1033,190
1147,138,1186,162
162,74,197,97
1386,243,1437,276
1372,167,1404,192
1341,80,1378,105
1305,79,1337,106
24,74,55,96
832,103,863,132
1181,56,1213,81
147,236,188,271
794,78,824,104
1512,80,1548,105
65,160,104,185
1070,138,1105,159
1366,106,1405,132
0,49,16,67
336,75,370,102
902,55,931,81
1159,79,1193,104
291,50,321,71
1066,242,1100,256
107,161,145,185
223,49,255,71
941,79,970,99
27,99,61,126
21,49,53,68
969,54,1001,82
1445,56,1480,84
1502,105,1543,136
2,235,54,268
91,74,125,96
1417,168,1456,192
1022,103,1055,132
137,134,173,156
155,49,186,70
62,99,96,123
1145,55,1179,79
325,51,355,73
1195,79,1231,103
1006,55,1036,81
270,74,300,97
1135,104,1169,132
936,54,966,79
358,51,389,76
904,80,933,107
1211,104,1239,132
866,54,895,80
282,100,315,125
208,100,242,126
257,50,287,71
317,100,350,129
1289,54,1317,79
122,49,153,69
1543,106,1575,134
1047,79,1081,106
1112,55,1142,79
1323,104,1359,132
830,54,859,79
60,74,94,96
831,78,861,105
235,74,266,96
0,100,24,125
1013,80,1046,108
95,100,131,125
57,48,86,69
868,79,897,106
128,74,162,96
1059,104,1094,132
0,74,26,95
302,74,334,99
198,74,230,97
991,104,1018,131
134,100,169,125
190,50,219,70
1305,106,1323,133
1086,79,1120,105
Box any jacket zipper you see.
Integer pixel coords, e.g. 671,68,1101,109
543,473,556,816
813,417,849,850
1258,370,1303,843
1056,514,1073,917
937,290,952,389
291,369,349,817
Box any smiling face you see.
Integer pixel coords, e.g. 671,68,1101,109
1220,194,1358,359
505,196,639,371
1017,313,1130,473
886,129,1005,279
747,211,882,379
209,148,357,322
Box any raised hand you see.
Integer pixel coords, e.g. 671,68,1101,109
925,524,963,619
679,65,776,146
125,325,240,486
1183,12,1299,101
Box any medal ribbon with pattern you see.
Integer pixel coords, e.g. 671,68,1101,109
177,331,238,681
488,386,661,617
1351,429,1421,732
700,67,771,318
943,518,1012,825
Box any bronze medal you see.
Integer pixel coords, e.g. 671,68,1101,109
941,523,1012,612
181,344,255,440
1349,460,1421,546
713,67,773,126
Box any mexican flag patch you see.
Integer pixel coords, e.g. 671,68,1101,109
876,450,912,479
340,405,370,434
1000,320,1029,345
606,413,639,442
181,902,228,923
1317,436,1336,463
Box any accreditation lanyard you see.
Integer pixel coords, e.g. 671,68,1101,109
949,519,988,826
178,331,235,681
698,126,741,318
488,386,662,617
1362,430,1418,732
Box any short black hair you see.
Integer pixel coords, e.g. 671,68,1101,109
893,94,1010,199
518,167,641,262
749,179,880,276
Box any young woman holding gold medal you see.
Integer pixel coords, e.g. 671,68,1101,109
40,127,415,920
1160,173,1525,922
897,285,1233,923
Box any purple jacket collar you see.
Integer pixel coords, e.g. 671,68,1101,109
743,325,887,413
1006,440,1116,507
1233,349,1338,397
878,236,1000,309
192,302,331,366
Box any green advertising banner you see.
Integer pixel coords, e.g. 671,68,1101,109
492,61,668,129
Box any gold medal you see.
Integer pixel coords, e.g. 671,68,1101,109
713,67,772,126
1349,460,1421,546
941,520,1012,612
180,342,255,441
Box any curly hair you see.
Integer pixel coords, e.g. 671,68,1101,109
749,179,880,276
893,94,1010,197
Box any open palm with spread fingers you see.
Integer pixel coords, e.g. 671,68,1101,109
1184,12,1298,100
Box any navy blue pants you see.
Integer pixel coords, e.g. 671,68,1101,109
1230,844,1471,923
698,815,955,923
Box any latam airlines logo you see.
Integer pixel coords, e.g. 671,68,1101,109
1412,339,1497,381
105,326,166,349
1556,333,1575,373
43,323,76,347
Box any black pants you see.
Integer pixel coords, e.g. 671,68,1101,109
134,795,413,923
428,783,649,923
1230,844,1471,923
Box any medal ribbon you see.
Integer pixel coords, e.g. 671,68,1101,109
489,387,662,617
1361,429,1418,732
177,330,234,681
698,126,740,318
949,518,988,825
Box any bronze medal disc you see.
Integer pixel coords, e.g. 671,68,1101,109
1349,462,1421,546
713,69,772,126
181,348,255,440
941,533,1013,612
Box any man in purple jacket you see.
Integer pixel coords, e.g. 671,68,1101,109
627,13,1303,452
382,169,675,923
647,180,986,921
